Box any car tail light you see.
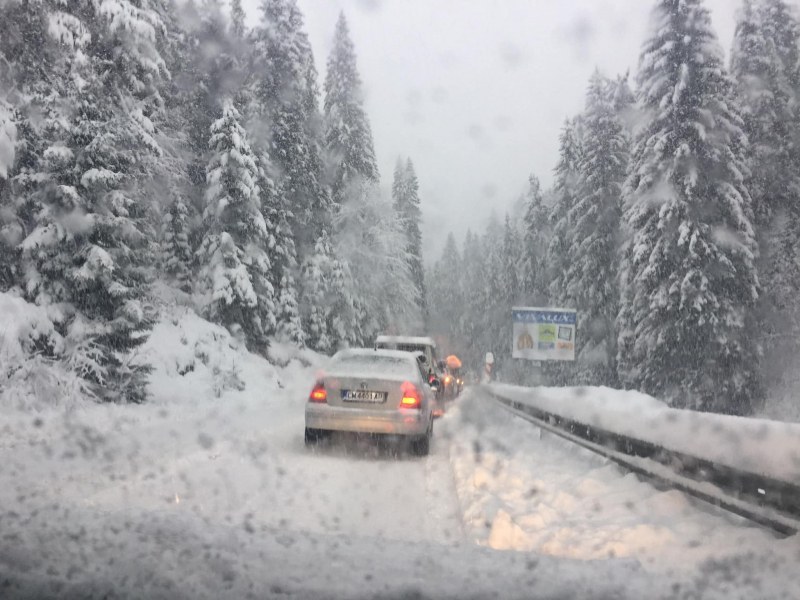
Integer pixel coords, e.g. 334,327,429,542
400,381,422,409
309,382,327,403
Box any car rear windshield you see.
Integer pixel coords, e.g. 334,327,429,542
328,354,417,379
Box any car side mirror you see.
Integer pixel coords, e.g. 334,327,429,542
429,379,441,393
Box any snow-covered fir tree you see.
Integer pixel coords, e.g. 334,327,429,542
562,71,628,385
494,214,522,374
182,0,242,190
520,175,549,305
731,0,800,401
300,229,358,352
334,181,421,340
14,0,169,402
479,213,506,361
321,12,414,342
0,0,84,292
459,229,488,371
323,12,379,207
257,151,305,345
252,0,348,347
197,99,276,351
250,0,332,256
617,0,762,414
546,117,584,309
428,232,464,351
231,0,246,39
730,0,798,224
392,158,427,326
162,190,193,292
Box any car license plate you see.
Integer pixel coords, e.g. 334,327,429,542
342,389,387,403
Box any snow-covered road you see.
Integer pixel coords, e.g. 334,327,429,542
1,311,798,598
80,381,465,547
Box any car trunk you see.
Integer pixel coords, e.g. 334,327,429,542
323,374,407,410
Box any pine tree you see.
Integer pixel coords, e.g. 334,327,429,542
731,0,800,398
520,175,549,305
183,0,242,191
14,0,171,403
617,0,762,414
162,190,193,292
300,229,357,352
0,0,82,292
258,151,305,345
611,71,636,115
730,0,797,224
0,103,20,290
197,99,276,351
429,232,464,348
562,71,628,385
471,215,505,372
251,0,332,257
333,180,421,342
231,0,246,39
459,228,488,371
546,118,584,308
493,214,522,375
392,158,427,326
323,12,379,208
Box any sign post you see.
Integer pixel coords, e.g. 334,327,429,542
512,307,577,362
483,352,494,383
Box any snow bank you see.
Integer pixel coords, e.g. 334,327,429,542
135,305,321,404
491,384,800,483
441,391,800,598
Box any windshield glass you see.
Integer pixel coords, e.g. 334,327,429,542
1,0,799,599
328,352,418,379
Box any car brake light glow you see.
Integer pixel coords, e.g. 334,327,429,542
309,382,327,403
400,381,421,409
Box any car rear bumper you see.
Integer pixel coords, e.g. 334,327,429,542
305,404,429,436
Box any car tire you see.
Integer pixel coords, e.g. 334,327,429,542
411,424,432,457
304,427,328,446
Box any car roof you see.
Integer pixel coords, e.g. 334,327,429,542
375,335,437,348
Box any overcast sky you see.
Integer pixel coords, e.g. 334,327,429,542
240,0,785,259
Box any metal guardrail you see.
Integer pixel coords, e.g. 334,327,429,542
484,387,800,537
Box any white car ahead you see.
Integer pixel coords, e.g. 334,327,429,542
304,349,437,455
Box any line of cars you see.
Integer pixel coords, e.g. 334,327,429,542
303,335,463,456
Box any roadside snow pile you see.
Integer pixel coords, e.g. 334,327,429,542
0,292,88,411
441,391,800,598
490,384,800,484
136,306,320,404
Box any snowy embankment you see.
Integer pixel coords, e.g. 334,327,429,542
441,391,800,598
490,384,800,484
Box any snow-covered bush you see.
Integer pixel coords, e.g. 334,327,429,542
135,306,274,403
0,292,89,410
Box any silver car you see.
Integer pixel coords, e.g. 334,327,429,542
304,349,437,455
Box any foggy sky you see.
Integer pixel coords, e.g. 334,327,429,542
241,0,778,260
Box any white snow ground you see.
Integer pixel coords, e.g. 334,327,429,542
1,304,799,598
